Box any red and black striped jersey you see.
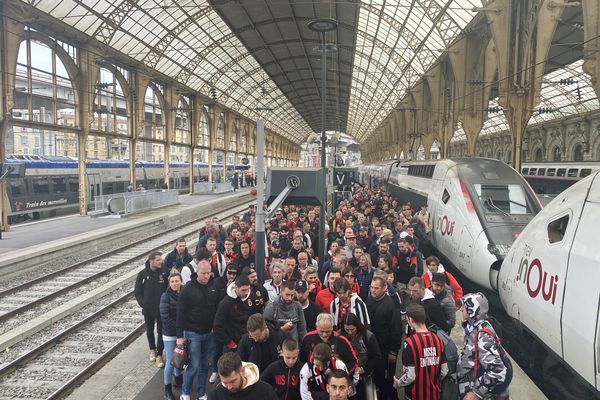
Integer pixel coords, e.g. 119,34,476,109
402,331,446,400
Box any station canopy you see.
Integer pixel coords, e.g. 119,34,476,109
24,0,483,143
452,59,599,143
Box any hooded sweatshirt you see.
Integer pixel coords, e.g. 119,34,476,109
263,296,307,342
209,362,278,400
214,283,255,349
457,293,510,400
420,288,450,333
261,357,303,400
134,261,168,317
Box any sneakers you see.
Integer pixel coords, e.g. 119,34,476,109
155,355,165,368
209,372,218,384
196,395,207,400
180,395,190,400
149,350,157,362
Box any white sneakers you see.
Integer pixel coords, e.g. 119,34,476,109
179,395,190,400
149,350,157,362
197,396,208,400
209,372,218,384
155,355,165,368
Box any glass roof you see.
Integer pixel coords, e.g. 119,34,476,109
33,0,312,143
451,59,598,142
28,0,484,144
349,0,481,142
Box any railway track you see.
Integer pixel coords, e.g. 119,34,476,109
0,291,142,400
0,201,250,338
0,201,251,399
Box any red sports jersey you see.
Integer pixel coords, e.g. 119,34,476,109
402,331,446,400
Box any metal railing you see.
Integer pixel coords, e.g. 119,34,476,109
94,190,179,215
193,182,233,194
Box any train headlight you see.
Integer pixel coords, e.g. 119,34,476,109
488,244,510,257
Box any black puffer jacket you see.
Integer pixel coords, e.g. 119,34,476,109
176,273,218,337
163,247,192,271
213,284,255,349
159,287,179,337
134,261,168,317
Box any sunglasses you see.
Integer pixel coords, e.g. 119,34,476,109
227,271,237,275
345,274,355,278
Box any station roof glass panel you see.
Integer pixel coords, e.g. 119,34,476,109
23,0,484,143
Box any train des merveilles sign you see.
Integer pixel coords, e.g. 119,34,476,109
12,197,73,212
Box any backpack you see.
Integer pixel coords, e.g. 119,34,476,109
435,328,458,374
474,327,513,394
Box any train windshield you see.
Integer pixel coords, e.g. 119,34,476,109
473,184,533,215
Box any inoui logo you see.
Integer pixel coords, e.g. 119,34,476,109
517,244,559,305
440,216,455,236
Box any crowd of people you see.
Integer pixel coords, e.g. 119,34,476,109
134,184,512,400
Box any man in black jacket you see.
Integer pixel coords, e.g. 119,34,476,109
176,259,218,400
134,251,167,368
213,274,254,352
407,276,449,333
209,352,278,399
237,314,282,373
163,238,192,272
366,276,404,400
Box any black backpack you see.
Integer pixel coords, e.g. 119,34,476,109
474,327,513,394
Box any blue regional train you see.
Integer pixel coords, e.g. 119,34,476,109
2,154,250,221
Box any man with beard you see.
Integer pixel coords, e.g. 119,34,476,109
162,238,192,271
209,352,277,399
237,314,283,373
263,280,307,342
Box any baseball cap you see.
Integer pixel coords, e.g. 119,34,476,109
295,280,309,291
271,239,281,248
399,231,409,239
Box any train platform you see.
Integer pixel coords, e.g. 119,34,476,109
0,188,254,280
69,311,547,400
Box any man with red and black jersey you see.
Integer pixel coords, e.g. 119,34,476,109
394,238,418,289
394,303,447,400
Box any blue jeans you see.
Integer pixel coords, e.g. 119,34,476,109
182,331,214,396
163,339,182,385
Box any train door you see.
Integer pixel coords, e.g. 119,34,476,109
86,173,102,201
561,174,600,390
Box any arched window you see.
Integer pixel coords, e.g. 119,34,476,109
143,84,164,140
229,122,238,152
197,107,209,148
553,146,561,162
240,125,248,154
93,68,128,136
506,150,512,165
534,148,543,162
573,144,584,162
174,95,191,144
496,150,503,161
13,34,77,157
216,114,225,149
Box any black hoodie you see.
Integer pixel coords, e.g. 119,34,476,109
209,362,278,400
260,358,302,400
134,261,168,317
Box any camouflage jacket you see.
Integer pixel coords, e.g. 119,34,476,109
457,293,509,400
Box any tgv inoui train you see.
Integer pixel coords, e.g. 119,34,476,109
358,158,542,290
498,170,600,398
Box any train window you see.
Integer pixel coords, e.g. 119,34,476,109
51,177,67,193
522,168,529,175
31,177,50,194
8,180,26,197
442,189,450,204
68,177,79,193
580,169,592,178
529,168,537,175
567,169,578,178
547,215,569,244
556,168,566,177
474,184,532,215
547,168,556,177
538,168,546,176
